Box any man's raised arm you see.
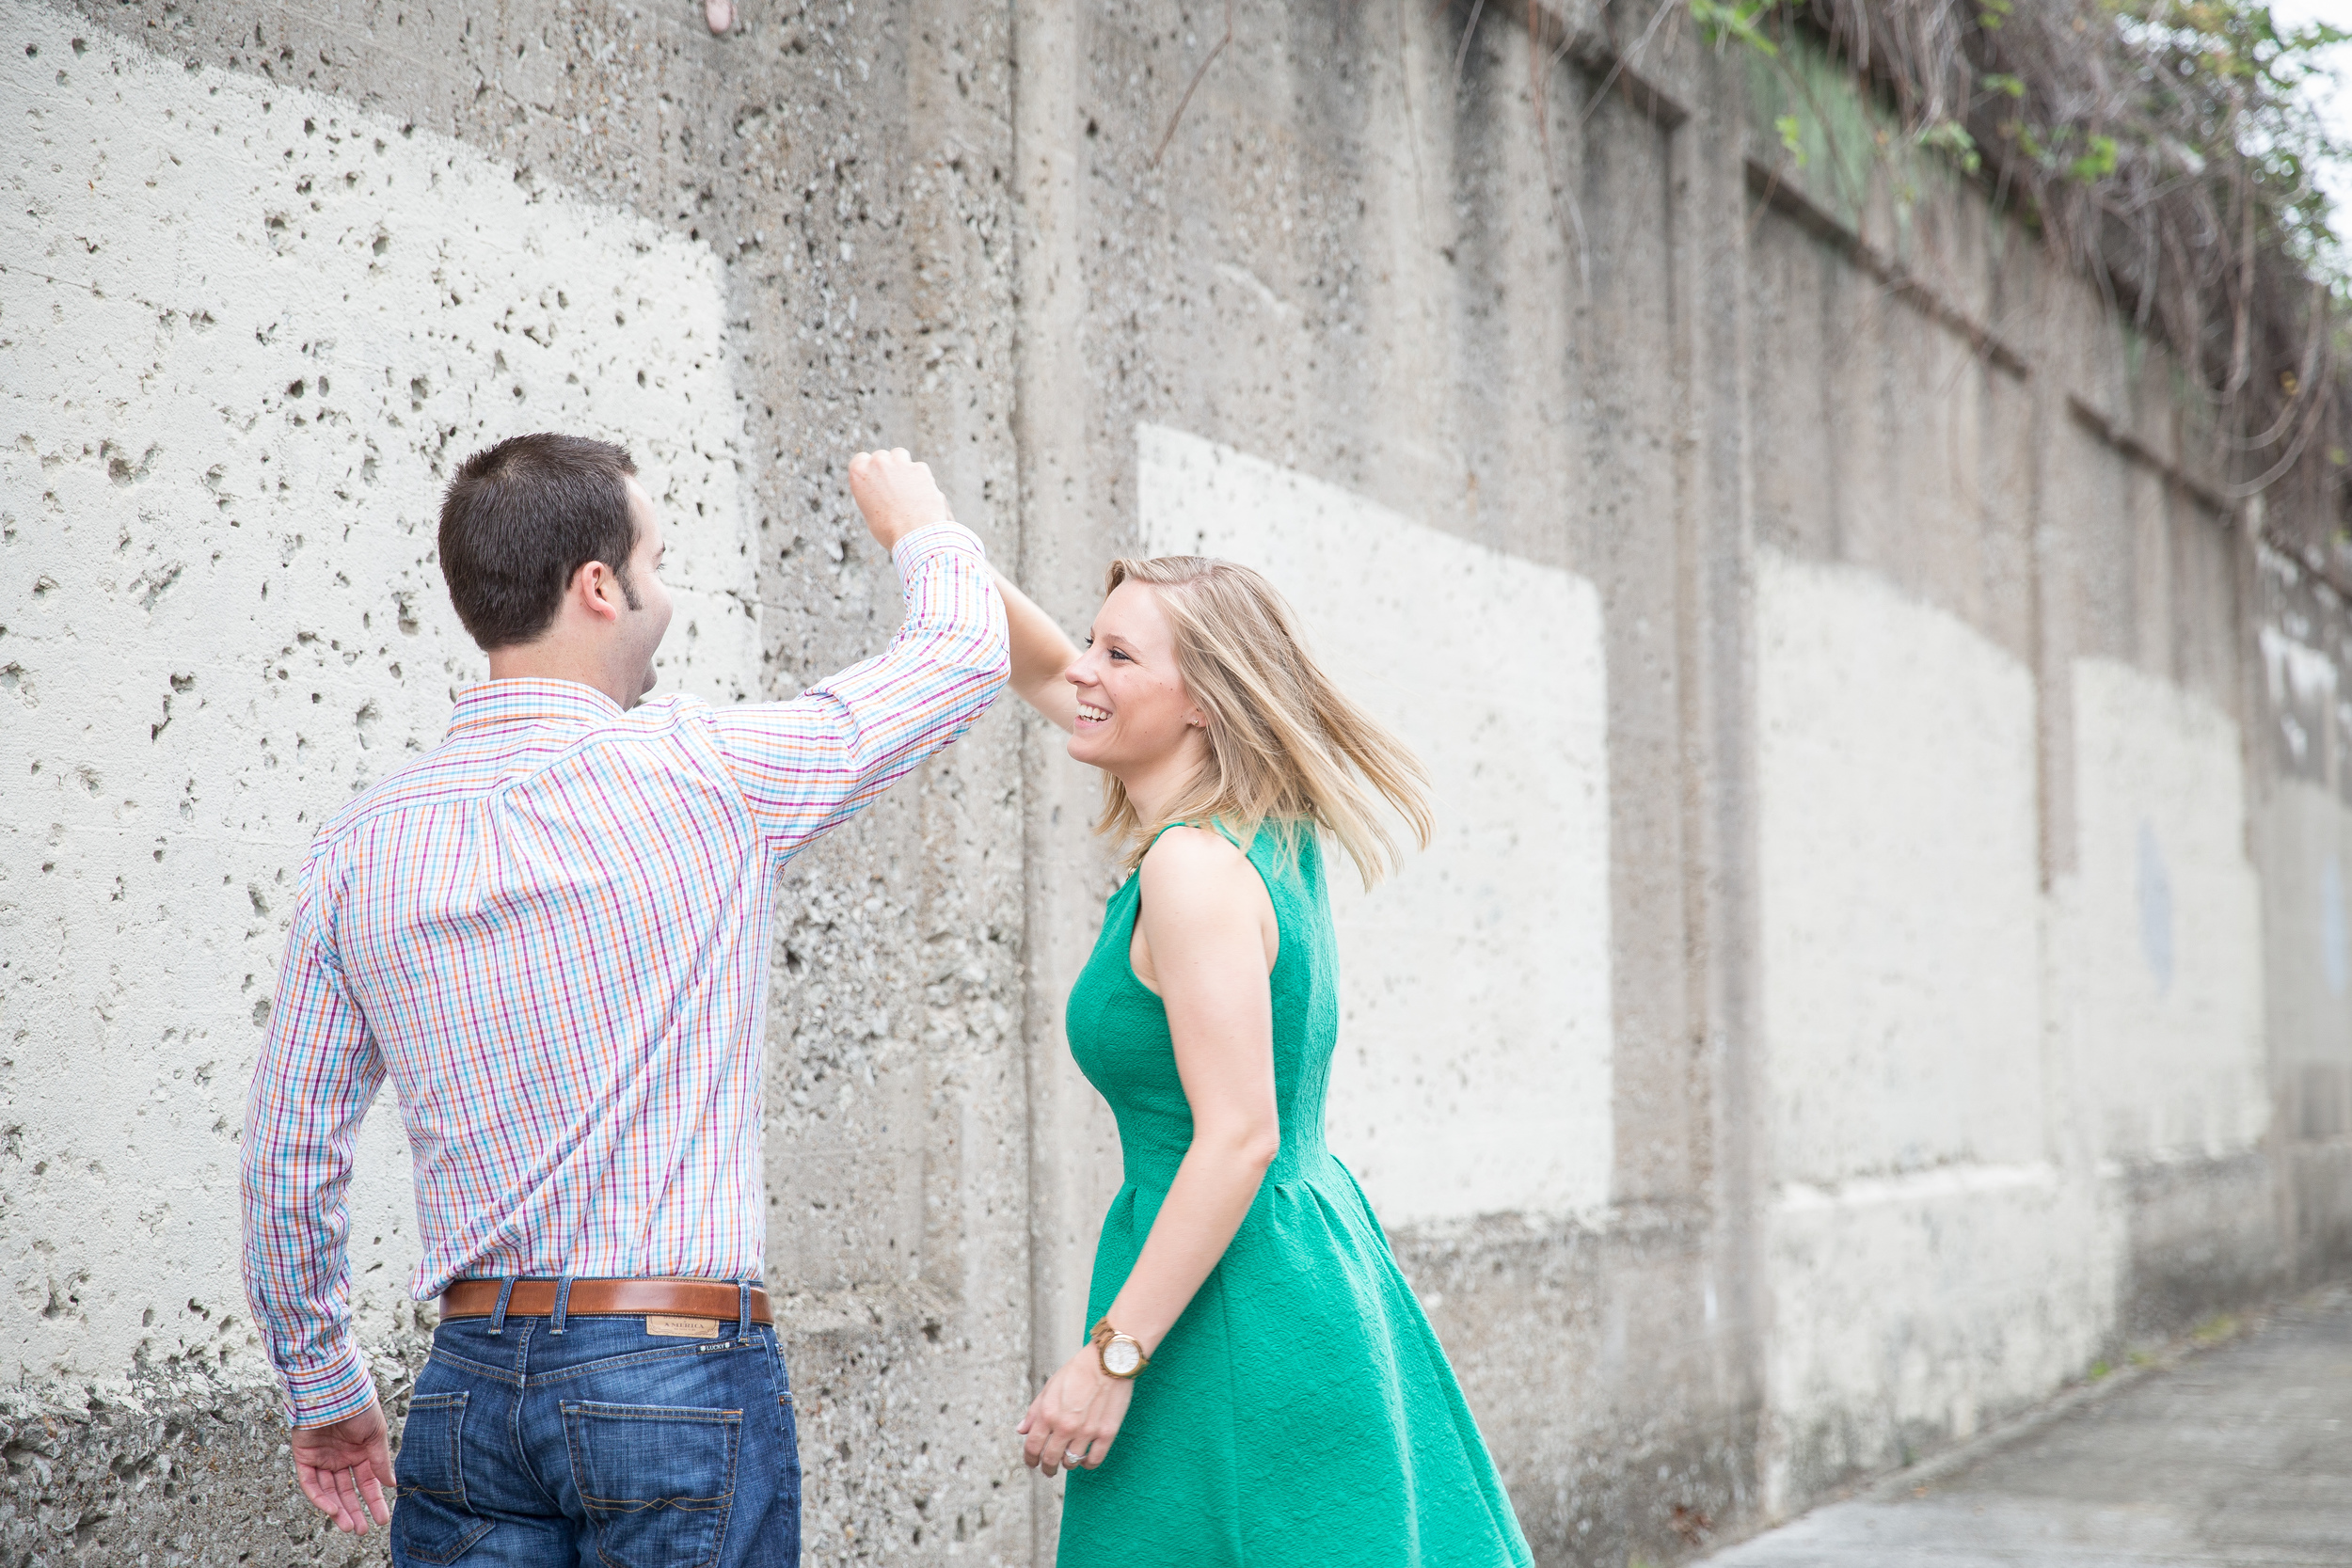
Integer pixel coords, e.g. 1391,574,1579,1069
706,449,1010,854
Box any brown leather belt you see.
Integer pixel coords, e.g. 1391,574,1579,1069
438,1277,771,1325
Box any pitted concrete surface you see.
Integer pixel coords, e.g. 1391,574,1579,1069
10,0,2352,1561
1700,1286,2352,1566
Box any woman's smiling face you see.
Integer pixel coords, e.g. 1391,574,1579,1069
1065,580,1205,774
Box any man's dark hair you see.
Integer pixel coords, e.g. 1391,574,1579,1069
437,434,642,650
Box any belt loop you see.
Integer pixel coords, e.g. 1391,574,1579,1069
737,1279,754,1338
486,1276,518,1338
550,1275,576,1336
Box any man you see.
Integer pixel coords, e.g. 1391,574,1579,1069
239,434,1007,1566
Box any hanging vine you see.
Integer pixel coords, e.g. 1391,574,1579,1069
1684,0,2350,552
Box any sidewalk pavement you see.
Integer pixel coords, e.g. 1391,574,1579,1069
1698,1284,2352,1567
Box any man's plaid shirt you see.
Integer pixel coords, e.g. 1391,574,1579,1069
240,523,1007,1425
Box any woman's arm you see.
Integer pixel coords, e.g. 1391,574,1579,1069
1020,827,1279,1477
992,568,1083,733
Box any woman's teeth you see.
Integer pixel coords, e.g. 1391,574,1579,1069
1076,702,1110,722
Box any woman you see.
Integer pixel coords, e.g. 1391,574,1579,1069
995,557,1534,1567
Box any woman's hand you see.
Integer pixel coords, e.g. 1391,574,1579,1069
1019,1342,1135,1478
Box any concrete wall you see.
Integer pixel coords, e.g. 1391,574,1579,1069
4,0,2347,1564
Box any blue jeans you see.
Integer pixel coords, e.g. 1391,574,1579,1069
389,1289,800,1568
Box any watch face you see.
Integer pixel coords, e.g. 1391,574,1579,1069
1103,1337,1141,1376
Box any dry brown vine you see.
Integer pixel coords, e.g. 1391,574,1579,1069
1761,0,2350,555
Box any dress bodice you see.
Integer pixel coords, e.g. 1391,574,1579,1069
1063,821,1341,1193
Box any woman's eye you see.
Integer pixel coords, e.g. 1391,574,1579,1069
1109,648,1131,661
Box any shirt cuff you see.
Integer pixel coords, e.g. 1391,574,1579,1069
891,520,985,574
282,1341,378,1428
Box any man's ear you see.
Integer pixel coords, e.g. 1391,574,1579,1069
573,560,624,624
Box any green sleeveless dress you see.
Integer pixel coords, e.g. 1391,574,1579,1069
1057,822,1534,1568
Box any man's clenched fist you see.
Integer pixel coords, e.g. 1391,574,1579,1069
848,448,952,551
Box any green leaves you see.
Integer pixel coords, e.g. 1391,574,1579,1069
2066,133,2118,182
1775,114,1809,166
1691,0,1781,56
1920,120,1983,174
1712,0,2348,299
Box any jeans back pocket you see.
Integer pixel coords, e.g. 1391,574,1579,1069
562,1401,742,1568
394,1390,494,1565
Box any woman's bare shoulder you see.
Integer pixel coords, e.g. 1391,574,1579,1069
1136,825,1258,908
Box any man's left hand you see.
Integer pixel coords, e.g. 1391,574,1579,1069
291,1397,394,1533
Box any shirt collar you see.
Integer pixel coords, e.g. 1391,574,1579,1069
445,678,624,739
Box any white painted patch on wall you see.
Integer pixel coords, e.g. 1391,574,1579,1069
0,11,754,1404
2257,622,2340,766
2266,779,2352,1084
1756,549,2045,1182
2057,658,2266,1161
1755,548,2107,1498
2259,623,2341,706
1136,424,1613,1224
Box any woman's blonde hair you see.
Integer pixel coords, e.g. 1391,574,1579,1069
1096,556,1433,886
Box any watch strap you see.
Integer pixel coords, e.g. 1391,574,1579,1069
1089,1317,1152,1378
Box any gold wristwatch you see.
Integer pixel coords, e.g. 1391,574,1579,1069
1090,1318,1151,1380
